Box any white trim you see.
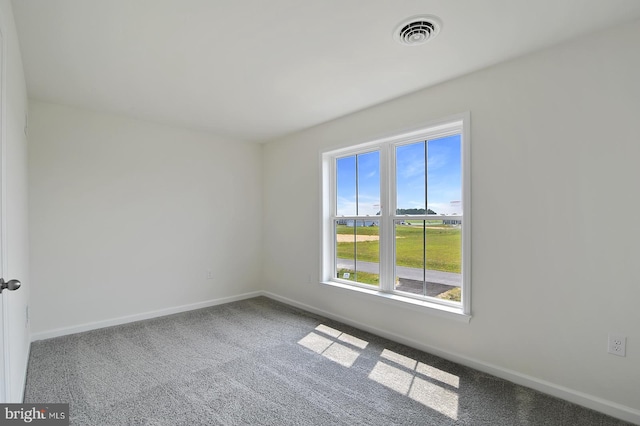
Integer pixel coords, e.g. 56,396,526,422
0,12,9,403
460,112,471,314
321,113,469,155
392,214,462,220
379,144,392,292
321,279,470,322
31,291,262,341
319,151,331,284
261,291,640,425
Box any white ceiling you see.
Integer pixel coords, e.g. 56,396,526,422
11,1,640,143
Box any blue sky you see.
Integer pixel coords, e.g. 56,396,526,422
336,135,461,216
336,151,380,216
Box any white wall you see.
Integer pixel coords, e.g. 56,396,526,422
0,0,30,402
262,19,640,420
28,101,262,335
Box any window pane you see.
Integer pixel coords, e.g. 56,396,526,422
337,152,380,216
394,220,425,295
396,142,426,214
335,219,379,287
357,151,380,216
427,135,462,216
336,156,356,216
336,219,355,280
394,219,461,302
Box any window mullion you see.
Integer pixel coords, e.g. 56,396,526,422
380,143,394,293
423,140,428,297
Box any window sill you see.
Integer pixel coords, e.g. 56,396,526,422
320,280,471,323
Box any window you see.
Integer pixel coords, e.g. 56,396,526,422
321,114,470,317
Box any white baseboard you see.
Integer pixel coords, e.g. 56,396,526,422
262,291,640,425
30,291,263,341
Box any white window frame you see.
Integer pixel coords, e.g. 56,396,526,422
320,113,471,321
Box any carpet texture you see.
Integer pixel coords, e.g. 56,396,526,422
24,297,632,425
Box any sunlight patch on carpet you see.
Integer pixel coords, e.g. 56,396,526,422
297,324,369,368
369,349,459,420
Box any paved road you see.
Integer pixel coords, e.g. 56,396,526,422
336,259,461,287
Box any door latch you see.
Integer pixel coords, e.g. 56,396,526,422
0,278,21,293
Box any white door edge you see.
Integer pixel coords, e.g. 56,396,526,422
0,18,9,403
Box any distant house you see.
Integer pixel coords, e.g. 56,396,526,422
336,219,378,227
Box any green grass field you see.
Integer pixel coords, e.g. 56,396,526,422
336,223,461,273
337,269,379,286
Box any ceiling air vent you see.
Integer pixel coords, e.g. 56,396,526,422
394,15,442,46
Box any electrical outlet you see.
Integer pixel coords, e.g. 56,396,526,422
608,334,626,357
206,271,213,280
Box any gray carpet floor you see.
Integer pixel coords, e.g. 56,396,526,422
24,297,632,425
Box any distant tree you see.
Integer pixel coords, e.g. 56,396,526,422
395,208,437,215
